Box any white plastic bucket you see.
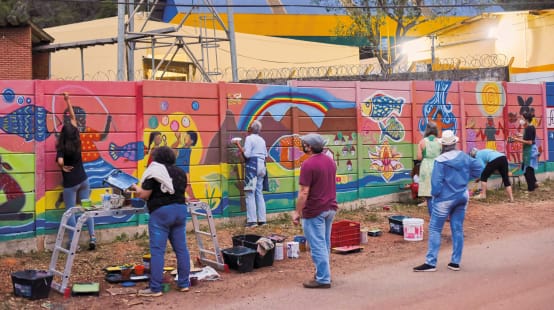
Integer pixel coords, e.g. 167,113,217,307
360,228,368,244
274,243,284,261
402,218,424,241
286,242,299,258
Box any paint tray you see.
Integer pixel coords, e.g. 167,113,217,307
71,282,100,296
332,245,363,254
102,169,138,191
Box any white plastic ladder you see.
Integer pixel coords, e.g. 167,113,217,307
188,201,227,271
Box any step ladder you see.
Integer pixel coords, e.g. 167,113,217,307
49,206,147,293
48,207,89,294
188,201,227,271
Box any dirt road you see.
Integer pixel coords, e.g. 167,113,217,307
219,228,554,310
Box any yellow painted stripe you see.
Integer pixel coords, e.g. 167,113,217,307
510,64,554,73
170,13,466,37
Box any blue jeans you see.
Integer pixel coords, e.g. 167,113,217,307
63,179,94,240
148,203,191,292
245,160,266,223
425,194,468,266
302,209,336,284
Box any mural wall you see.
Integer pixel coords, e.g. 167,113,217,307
0,80,551,242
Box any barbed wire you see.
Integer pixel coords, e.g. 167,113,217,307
51,54,510,81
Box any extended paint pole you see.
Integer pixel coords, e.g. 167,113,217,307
117,1,125,81
226,0,239,82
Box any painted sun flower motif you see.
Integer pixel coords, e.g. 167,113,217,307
368,141,404,182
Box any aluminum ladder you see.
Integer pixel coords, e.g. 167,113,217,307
188,201,227,271
49,206,147,293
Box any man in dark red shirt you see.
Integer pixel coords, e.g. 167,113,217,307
293,133,338,289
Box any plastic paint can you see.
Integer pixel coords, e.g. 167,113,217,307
293,236,307,252
286,242,299,259
142,254,151,273
274,243,284,261
360,228,369,244
402,218,424,241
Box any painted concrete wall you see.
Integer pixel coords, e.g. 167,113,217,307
0,80,551,243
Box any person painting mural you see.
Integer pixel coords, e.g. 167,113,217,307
470,148,514,203
234,120,268,227
416,121,441,214
131,146,191,297
510,112,540,192
56,93,96,250
413,130,482,272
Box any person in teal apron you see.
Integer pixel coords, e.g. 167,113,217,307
511,112,539,191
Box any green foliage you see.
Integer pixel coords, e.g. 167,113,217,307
0,0,117,28
114,232,129,242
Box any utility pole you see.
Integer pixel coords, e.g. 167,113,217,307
117,1,125,81
430,34,436,71
226,0,238,82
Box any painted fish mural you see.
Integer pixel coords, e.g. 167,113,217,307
378,116,405,142
0,105,54,142
361,93,405,121
368,141,404,182
268,134,310,170
109,141,145,161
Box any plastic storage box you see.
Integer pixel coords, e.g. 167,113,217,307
331,220,361,248
232,234,275,268
221,246,257,273
388,215,409,235
11,270,53,300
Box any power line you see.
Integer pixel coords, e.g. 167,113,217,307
36,1,554,10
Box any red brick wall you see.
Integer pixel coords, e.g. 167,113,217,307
33,52,50,80
0,26,32,80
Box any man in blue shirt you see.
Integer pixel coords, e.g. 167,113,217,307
470,148,514,203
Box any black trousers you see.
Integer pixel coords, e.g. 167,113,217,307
524,166,537,191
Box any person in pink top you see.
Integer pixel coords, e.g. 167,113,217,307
292,133,338,289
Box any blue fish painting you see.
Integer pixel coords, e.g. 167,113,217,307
378,116,405,142
109,141,145,161
361,93,405,121
0,105,52,142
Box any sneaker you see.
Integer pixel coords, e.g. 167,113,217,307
179,287,190,292
447,263,460,271
245,222,258,228
257,222,267,227
88,237,97,251
413,263,436,272
138,288,162,297
302,280,331,289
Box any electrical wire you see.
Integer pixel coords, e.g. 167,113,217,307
34,0,554,10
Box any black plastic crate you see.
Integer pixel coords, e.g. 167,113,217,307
221,246,257,273
388,215,409,235
11,270,53,300
232,234,275,268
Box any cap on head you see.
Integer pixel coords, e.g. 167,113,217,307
438,130,459,146
301,133,326,153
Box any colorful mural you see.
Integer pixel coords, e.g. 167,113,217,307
0,79,551,244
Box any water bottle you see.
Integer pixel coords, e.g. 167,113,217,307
102,189,111,209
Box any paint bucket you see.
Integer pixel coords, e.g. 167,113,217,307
274,243,284,261
162,283,171,293
142,254,151,274
120,268,132,280
286,242,299,259
360,228,368,244
402,218,424,241
293,236,307,252
133,265,145,276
